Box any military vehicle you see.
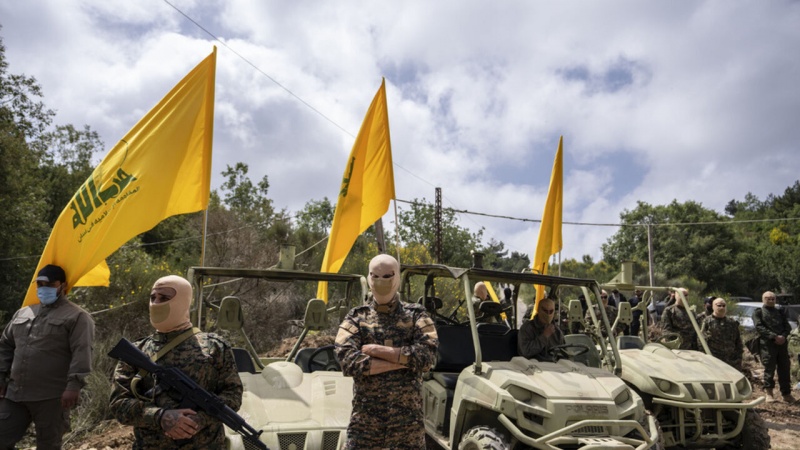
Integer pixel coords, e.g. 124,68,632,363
597,262,769,449
400,263,662,450
186,263,367,450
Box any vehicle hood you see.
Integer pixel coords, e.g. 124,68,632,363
618,343,752,402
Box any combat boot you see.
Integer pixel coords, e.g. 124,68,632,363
765,388,775,403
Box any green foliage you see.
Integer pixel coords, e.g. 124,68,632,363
602,200,743,293
36,124,102,224
0,35,55,318
481,238,531,272
220,162,274,225
395,198,484,267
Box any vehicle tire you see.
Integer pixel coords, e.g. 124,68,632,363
720,409,770,450
458,426,510,450
636,410,665,450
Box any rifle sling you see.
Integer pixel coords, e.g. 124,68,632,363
131,327,201,401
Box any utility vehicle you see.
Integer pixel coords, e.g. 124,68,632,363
597,263,769,449
400,263,662,450
186,262,367,450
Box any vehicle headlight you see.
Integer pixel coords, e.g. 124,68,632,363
651,377,678,395
507,385,532,402
614,388,631,405
735,377,750,395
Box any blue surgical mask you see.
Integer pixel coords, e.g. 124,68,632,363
37,286,59,305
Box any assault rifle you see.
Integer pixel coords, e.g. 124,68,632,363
109,338,268,450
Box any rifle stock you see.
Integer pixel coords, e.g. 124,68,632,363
109,338,268,450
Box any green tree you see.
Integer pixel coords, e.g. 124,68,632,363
602,200,743,293
36,124,102,224
726,181,800,296
481,238,530,272
0,34,54,318
395,198,484,267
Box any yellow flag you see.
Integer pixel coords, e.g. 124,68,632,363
483,281,507,321
22,48,216,307
532,136,563,316
316,79,395,302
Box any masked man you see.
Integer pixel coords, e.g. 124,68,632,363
0,264,95,450
701,298,743,371
518,298,565,362
109,275,243,449
335,255,439,449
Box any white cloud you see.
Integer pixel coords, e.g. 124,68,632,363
2,0,799,263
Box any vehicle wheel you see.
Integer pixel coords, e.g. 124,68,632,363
720,409,770,450
631,410,665,450
458,426,509,450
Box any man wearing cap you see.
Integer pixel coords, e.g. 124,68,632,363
335,254,439,449
754,291,795,403
696,296,715,323
0,264,95,449
109,275,243,448
701,298,743,371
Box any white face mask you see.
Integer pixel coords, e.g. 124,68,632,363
372,278,395,296
368,255,400,304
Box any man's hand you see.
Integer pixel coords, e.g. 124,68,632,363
61,389,80,409
775,335,786,345
160,408,200,440
361,344,401,363
542,324,556,338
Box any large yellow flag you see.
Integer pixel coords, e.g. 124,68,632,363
532,136,563,316
316,78,395,302
22,48,216,307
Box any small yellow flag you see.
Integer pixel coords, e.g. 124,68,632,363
532,136,563,317
317,79,395,302
23,48,216,307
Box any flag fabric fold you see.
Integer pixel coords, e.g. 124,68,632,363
532,136,563,316
317,78,395,302
23,48,217,307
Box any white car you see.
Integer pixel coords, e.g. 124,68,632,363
729,302,799,332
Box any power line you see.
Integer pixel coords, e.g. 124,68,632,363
3,200,799,263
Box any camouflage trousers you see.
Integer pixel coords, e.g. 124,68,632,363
760,342,792,395
345,408,425,449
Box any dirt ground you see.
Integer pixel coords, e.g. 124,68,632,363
32,337,800,449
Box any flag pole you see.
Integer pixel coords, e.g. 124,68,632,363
393,199,402,264
201,209,209,266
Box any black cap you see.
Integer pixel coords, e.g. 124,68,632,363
703,296,715,304
36,264,66,283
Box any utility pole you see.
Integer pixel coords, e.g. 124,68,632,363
435,187,442,263
647,224,655,286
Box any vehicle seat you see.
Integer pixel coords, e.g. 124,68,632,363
618,335,645,350
478,326,518,362
434,325,474,372
232,347,258,374
563,334,602,368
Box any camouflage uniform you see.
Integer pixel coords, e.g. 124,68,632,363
701,316,743,370
585,304,622,337
753,306,793,395
660,305,698,350
109,330,243,449
518,317,565,362
335,295,438,449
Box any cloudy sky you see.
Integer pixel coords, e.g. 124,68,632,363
2,1,799,262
